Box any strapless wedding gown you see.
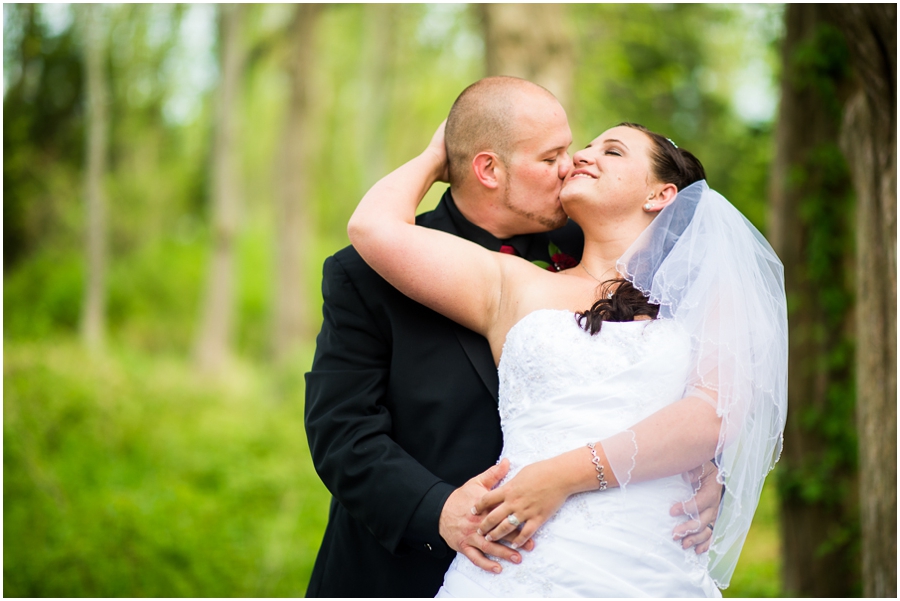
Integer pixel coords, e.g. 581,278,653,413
437,310,721,598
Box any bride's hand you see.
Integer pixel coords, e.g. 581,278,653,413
472,457,576,549
473,446,609,546
423,120,450,183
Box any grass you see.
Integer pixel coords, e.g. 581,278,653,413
4,337,331,597
4,336,784,596
723,476,783,597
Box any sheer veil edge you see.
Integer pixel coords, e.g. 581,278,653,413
610,180,788,588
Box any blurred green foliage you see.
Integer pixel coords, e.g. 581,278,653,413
4,337,782,596
4,3,783,349
571,3,781,229
725,476,783,598
5,340,328,596
4,3,787,596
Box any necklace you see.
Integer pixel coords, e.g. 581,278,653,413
581,264,619,299
580,263,616,283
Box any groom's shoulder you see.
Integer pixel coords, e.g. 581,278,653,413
325,244,374,286
326,206,447,278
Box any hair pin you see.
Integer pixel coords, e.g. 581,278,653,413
667,138,678,148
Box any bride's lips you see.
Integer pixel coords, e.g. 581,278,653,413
567,169,598,182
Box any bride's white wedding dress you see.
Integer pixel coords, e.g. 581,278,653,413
437,309,721,598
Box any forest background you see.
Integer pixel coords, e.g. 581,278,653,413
4,3,896,598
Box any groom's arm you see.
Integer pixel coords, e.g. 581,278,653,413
305,254,449,556
305,253,525,569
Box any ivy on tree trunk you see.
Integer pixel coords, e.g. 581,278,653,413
827,4,897,597
768,4,858,596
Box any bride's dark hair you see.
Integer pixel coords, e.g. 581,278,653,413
576,123,706,335
618,122,706,189
576,279,660,334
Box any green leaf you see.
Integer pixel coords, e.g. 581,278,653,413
532,260,551,269
548,241,561,256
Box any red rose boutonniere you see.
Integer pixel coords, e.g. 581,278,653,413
532,241,578,272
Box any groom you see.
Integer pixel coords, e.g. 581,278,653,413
305,77,714,598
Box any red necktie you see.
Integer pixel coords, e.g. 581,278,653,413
499,244,518,256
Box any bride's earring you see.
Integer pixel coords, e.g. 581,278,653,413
643,202,655,212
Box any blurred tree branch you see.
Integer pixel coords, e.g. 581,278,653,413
476,3,574,107
194,4,247,372
272,4,325,363
79,3,110,353
355,4,397,192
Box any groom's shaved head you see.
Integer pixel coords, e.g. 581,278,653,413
445,76,558,187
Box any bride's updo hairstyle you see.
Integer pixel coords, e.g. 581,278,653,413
618,122,706,190
576,123,706,335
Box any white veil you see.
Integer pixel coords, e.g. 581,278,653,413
602,180,788,587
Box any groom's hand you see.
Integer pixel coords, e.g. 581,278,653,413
671,460,722,553
424,120,450,183
439,458,534,574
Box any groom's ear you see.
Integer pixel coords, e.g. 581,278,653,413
472,152,503,190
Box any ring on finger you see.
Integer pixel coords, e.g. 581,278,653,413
707,523,714,532
507,513,521,527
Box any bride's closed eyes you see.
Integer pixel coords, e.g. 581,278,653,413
580,139,627,158
601,139,628,156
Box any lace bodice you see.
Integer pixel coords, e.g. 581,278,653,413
497,310,692,470
441,310,720,597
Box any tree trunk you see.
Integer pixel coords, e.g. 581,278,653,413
476,4,574,108
768,4,858,596
80,4,109,352
356,3,396,193
828,4,897,597
195,4,245,372
271,4,323,364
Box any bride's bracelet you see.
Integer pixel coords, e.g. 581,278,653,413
586,442,609,490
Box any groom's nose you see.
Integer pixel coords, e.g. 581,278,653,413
558,152,573,180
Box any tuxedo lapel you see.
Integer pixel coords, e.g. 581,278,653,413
416,190,583,403
419,191,500,402
453,325,500,402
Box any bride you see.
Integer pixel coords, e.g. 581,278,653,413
348,114,787,596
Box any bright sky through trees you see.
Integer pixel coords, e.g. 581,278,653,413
4,4,780,125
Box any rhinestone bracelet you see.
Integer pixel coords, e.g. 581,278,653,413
586,442,609,490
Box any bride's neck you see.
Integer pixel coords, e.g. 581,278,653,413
578,214,653,279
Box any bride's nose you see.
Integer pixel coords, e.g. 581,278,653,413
572,149,593,165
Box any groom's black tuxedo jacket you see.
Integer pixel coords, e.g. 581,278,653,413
304,189,582,597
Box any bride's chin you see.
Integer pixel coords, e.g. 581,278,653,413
559,196,596,228
559,189,590,213
560,181,596,201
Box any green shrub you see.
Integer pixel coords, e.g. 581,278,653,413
4,339,329,597
4,251,84,339
4,337,784,596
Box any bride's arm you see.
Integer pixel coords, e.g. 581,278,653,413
348,124,505,339
473,394,721,547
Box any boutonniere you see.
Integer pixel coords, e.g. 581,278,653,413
532,241,578,272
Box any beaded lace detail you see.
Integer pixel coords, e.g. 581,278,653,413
445,310,719,597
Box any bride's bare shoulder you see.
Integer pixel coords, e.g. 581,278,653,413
486,258,597,358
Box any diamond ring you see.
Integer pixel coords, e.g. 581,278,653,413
507,514,521,527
